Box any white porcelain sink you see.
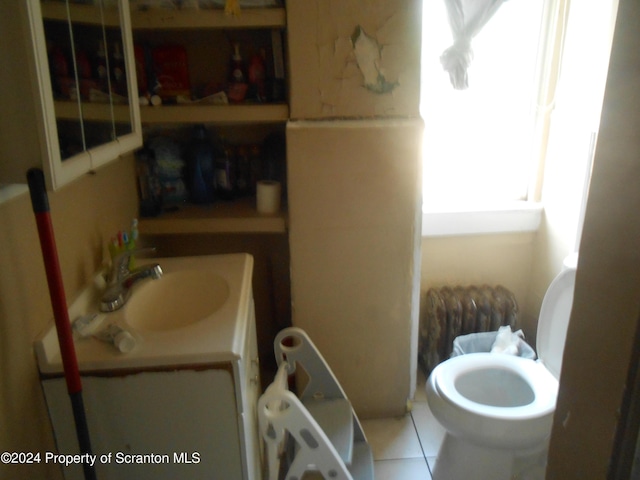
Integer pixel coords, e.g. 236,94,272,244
126,270,230,332
34,253,254,374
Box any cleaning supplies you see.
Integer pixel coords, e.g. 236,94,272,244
187,125,215,204
248,50,266,101
111,42,127,96
227,43,248,103
229,43,246,84
215,145,236,200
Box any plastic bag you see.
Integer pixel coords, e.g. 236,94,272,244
451,326,536,359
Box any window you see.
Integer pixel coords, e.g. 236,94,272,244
420,0,546,210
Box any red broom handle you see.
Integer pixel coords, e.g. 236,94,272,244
27,170,96,480
32,211,82,394
27,170,82,395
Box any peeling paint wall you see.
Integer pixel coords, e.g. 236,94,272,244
286,0,424,417
287,0,422,118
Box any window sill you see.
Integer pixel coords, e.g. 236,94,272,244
421,201,543,237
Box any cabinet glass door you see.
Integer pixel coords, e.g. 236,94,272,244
39,0,140,176
41,1,87,160
87,0,140,170
103,0,134,139
67,0,117,153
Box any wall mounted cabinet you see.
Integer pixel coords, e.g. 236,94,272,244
0,0,142,190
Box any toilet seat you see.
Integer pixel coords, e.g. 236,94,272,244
433,353,558,420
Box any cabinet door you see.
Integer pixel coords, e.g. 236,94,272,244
241,301,263,480
21,0,142,189
42,369,243,480
30,0,92,188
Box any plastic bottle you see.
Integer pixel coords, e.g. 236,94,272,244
229,43,246,84
248,50,266,102
227,43,247,103
94,324,136,353
73,313,107,338
135,147,163,217
111,42,127,96
187,125,215,204
95,41,109,92
215,145,236,201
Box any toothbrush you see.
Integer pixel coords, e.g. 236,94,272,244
131,218,139,243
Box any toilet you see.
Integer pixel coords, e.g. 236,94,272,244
426,263,577,480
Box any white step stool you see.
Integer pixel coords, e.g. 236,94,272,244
258,327,374,480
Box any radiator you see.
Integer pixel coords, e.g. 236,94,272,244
418,285,519,375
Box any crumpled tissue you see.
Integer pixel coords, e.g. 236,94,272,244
491,325,525,356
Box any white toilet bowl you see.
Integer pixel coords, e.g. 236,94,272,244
426,264,577,480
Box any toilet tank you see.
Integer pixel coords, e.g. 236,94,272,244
535,266,577,380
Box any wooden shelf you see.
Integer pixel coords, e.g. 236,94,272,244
54,100,132,123
138,197,287,235
41,2,121,26
131,5,289,234
130,7,286,30
139,103,288,124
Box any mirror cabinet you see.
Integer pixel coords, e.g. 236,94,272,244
0,0,141,191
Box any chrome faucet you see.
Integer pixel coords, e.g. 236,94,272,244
100,248,163,312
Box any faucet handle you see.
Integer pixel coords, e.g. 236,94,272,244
111,247,157,280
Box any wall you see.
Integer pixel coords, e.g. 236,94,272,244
287,0,421,119
0,157,138,479
420,232,538,340
288,119,423,418
546,0,640,476
286,0,423,418
0,1,42,183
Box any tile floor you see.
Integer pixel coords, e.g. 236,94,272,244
360,370,446,480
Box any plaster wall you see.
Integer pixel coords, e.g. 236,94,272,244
287,119,423,417
286,0,422,119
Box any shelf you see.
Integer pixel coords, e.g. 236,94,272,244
131,5,289,234
41,2,121,27
138,197,287,235
139,103,288,124
130,7,286,30
55,100,132,123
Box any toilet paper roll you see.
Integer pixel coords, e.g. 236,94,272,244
256,180,281,214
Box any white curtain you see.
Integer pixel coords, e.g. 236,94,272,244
440,0,507,89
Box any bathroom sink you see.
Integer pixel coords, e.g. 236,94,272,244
125,270,230,331
34,253,254,373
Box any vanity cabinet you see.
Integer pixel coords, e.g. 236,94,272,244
0,0,142,190
40,298,262,480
